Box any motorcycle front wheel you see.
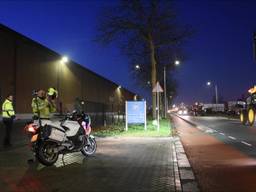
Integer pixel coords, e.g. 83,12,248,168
81,136,97,156
36,141,59,166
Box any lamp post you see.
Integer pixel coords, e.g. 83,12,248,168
57,56,68,114
57,56,69,95
164,60,180,118
206,81,218,104
164,66,167,118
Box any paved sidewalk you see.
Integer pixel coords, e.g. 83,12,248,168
0,117,198,192
0,137,180,192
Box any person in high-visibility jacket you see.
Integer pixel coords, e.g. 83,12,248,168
31,89,57,119
28,88,57,163
2,94,15,147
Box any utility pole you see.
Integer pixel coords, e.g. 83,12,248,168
253,32,256,61
215,84,218,104
207,81,218,104
164,66,167,118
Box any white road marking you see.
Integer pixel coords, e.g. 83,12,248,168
241,141,252,147
197,126,205,131
228,136,237,140
219,132,225,136
205,129,214,133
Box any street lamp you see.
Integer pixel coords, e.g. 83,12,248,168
175,60,180,66
135,65,140,70
164,60,181,118
61,56,69,64
206,81,218,104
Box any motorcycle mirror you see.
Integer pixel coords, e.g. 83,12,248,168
32,90,38,97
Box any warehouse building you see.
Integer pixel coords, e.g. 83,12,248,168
0,23,137,124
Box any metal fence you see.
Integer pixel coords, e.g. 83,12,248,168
75,101,125,127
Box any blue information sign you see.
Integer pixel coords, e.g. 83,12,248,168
126,101,146,124
126,101,147,131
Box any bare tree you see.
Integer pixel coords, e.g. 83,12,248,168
96,0,192,118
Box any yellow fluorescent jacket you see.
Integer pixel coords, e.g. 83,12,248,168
31,97,56,118
2,99,15,118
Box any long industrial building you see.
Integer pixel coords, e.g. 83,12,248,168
0,23,136,122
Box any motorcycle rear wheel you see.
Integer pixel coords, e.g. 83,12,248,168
36,141,59,166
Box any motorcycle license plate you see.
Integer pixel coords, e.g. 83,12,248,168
31,134,38,142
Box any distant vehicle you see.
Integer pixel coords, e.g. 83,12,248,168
190,102,226,116
226,101,240,116
168,103,188,115
191,102,205,116
177,107,188,115
202,103,225,113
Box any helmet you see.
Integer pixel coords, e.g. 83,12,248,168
47,87,58,99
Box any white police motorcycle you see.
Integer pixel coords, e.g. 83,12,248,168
25,111,97,166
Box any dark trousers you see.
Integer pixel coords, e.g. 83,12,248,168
3,118,13,146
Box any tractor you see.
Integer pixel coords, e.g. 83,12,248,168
240,86,256,126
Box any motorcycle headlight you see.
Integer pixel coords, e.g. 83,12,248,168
25,124,38,133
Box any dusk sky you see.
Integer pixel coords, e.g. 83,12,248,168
0,0,256,105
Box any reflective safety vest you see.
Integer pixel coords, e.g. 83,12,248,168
31,97,56,119
2,99,15,118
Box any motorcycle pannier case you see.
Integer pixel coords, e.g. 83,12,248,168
43,125,65,142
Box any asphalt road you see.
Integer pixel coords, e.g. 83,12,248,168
172,115,256,192
180,115,256,158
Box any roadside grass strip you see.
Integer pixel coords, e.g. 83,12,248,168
94,119,172,137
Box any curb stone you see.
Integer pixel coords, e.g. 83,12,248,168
171,137,182,192
172,136,200,192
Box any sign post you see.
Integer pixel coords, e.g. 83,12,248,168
152,82,164,131
126,101,147,131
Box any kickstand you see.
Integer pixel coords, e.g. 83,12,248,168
62,154,65,165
